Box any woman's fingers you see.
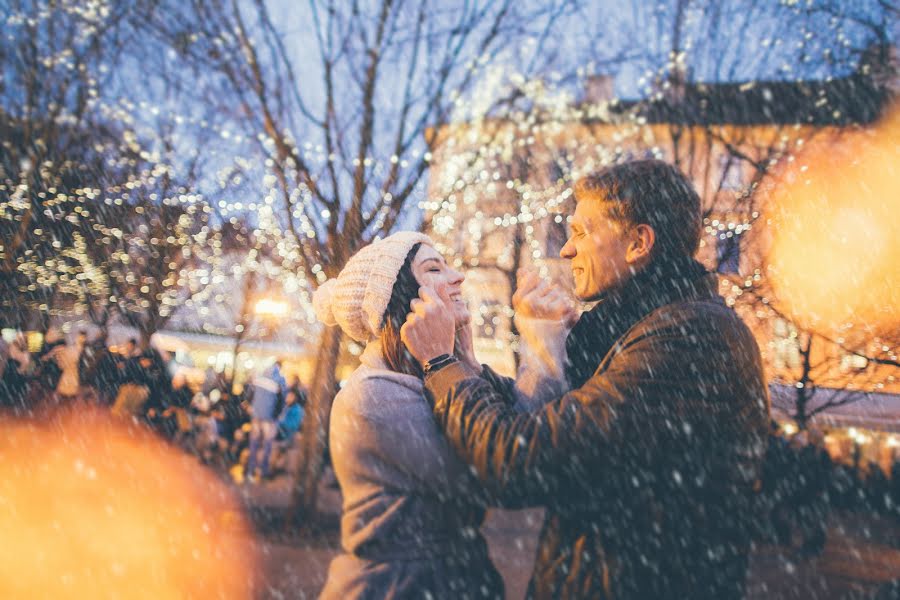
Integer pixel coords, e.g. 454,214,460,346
401,286,456,362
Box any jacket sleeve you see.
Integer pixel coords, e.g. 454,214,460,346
510,315,570,411
424,315,743,505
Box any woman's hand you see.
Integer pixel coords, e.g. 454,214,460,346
453,323,481,372
401,286,456,366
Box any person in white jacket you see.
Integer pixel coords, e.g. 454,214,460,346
313,231,575,600
45,330,86,401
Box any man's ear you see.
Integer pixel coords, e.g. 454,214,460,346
625,223,655,264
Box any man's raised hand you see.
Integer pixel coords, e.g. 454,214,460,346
400,286,456,366
512,268,578,327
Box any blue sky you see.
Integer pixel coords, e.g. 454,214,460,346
544,0,897,98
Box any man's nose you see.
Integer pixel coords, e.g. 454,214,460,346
559,238,575,259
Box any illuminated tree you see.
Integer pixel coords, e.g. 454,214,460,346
131,0,578,518
1,1,216,347
0,0,134,328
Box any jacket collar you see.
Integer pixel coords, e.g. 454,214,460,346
357,339,424,394
565,256,716,389
599,254,714,312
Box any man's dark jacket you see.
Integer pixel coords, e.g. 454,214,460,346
425,261,770,599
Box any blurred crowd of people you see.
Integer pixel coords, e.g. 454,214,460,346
758,422,900,556
2,330,897,516
0,330,307,482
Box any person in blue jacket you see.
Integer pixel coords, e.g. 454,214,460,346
276,388,304,441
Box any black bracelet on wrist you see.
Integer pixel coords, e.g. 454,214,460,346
423,353,458,376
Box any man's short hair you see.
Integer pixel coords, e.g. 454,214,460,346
574,159,702,259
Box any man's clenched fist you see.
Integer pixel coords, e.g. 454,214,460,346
512,268,578,327
400,286,456,366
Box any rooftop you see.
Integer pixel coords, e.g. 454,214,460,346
607,45,895,126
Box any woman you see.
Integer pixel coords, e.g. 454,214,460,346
314,232,571,599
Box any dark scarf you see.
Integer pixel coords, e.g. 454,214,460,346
564,255,713,390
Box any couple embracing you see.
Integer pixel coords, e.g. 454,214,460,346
313,160,770,600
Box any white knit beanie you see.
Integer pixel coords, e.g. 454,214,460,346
312,231,434,342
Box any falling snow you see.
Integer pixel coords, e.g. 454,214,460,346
1,1,899,598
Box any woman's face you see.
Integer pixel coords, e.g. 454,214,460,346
411,245,469,326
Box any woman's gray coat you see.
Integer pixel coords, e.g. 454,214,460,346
319,317,567,599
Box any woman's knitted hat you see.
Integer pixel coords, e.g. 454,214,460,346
312,231,433,342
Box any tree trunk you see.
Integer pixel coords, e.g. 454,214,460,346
794,386,809,431
507,220,525,371
228,330,247,396
229,273,256,395
139,326,154,352
290,324,342,525
793,334,814,430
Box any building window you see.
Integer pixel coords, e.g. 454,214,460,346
545,217,568,258
716,233,740,274
720,155,744,190
772,318,801,370
840,353,869,372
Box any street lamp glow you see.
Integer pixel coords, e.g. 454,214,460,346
254,298,289,317
0,409,257,597
764,107,900,336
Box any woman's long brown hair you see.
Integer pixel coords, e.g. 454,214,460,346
380,243,424,378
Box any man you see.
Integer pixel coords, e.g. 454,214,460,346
119,338,139,362
112,341,167,419
84,336,120,406
0,332,8,382
401,160,770,599
0,333,31,411
286,375,308,409
113,338,138,382
244,360,287,483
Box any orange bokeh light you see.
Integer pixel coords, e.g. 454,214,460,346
0,407,258,598
764,107,900,336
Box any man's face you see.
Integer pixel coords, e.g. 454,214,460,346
559,198,634,302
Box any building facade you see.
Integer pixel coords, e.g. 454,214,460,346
425,45,899,421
